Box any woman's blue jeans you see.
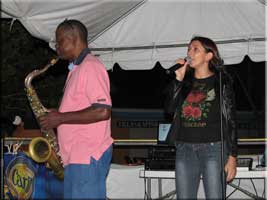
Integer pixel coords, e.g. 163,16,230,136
63,145,113,199
175,142,227,199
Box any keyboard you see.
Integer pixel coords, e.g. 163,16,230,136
237,158,253,171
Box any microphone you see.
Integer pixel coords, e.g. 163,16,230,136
166,56,191,75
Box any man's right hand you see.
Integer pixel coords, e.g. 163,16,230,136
39,109,63,130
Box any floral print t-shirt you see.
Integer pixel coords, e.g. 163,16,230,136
179,75,221,143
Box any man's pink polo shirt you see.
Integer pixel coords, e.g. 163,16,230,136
57,54,113,166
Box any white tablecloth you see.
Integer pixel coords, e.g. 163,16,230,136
107,164,266,199
107,164,145,199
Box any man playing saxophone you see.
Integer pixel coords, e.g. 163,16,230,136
39,19,113,199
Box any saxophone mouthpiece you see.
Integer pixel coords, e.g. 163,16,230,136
50,58,59,65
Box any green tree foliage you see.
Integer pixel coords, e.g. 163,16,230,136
1,19,67,123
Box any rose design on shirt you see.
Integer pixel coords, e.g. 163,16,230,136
186,91,206,103
183,105,202,118
181,88,215,121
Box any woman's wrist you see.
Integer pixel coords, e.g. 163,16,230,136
228,155,237,165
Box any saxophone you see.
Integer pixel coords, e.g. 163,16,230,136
25,58,64,180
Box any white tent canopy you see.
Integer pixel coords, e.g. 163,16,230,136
1,0,266,70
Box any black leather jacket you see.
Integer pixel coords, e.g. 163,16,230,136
164,70,237,157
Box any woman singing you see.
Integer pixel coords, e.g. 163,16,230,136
164,36,237,199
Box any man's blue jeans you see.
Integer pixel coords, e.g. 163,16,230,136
64,145,113,199
175,142,227,199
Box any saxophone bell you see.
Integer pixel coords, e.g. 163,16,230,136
28,137,64,180
28,137,52,163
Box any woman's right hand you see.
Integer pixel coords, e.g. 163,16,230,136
175,58,189,81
